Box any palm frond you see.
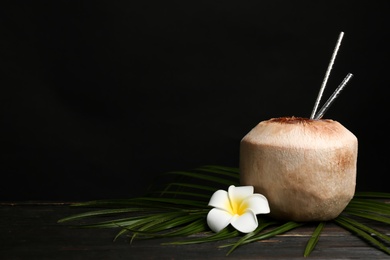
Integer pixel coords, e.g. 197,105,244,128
224,221,304,256
346,199,390,216
159,170,236,186
354,192,390,199
165,225,241,245
304,222,325,257
336,216,390,244
58,207,149,223
334,217,390,255
58,165,390,257
224,219,279,255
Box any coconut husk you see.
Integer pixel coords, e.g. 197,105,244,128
240,117,358,221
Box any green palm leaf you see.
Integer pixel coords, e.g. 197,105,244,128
153,218,208,238
334,217,390,255
354,192,390,199
304,222,325,257
343,210,390,225
165,225,241,245
224,219,278,255
160,170,236,186
57,207,150,223
225,221,303,256
336,216,390,243
161,182,217,193
58,165,390,257
346,199,390,215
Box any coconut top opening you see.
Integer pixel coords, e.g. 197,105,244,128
242,116,357,149
269,116,320,124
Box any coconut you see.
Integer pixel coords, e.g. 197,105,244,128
239,116,358,222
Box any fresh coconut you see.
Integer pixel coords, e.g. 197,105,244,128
239,32,358,221
239,116,358,221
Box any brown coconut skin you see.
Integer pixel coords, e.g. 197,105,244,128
240,117,358,222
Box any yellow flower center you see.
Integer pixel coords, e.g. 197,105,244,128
227,198,247,216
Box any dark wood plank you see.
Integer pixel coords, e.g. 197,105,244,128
1,202,389,259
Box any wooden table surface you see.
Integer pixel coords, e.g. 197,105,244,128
1,202,389,260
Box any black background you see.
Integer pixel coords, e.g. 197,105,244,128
1,1,389,201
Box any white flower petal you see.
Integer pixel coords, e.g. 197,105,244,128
228,185,254,213
240,194,270,215
207,208,233,233
228,185,254,201
231,209,258,233
208,190,232,213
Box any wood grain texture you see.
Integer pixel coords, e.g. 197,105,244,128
1,202,389,259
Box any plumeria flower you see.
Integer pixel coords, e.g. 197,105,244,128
207,185,270,233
